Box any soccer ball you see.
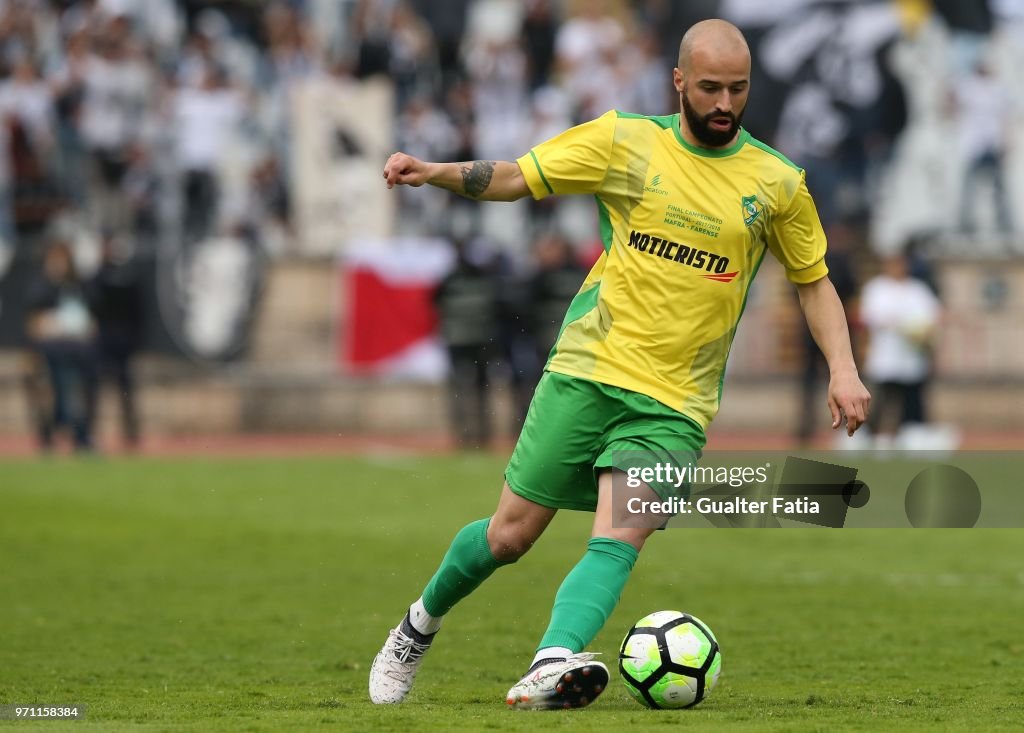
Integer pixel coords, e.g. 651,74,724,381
619,610,722,709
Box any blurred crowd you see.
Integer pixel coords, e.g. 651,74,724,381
3,0,1019,450
24,232,141,452
0,0,698,258
0,0,300,252
1,0,1018,254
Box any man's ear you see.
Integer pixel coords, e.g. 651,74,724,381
672,68,685,93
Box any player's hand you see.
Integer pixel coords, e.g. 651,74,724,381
383,152,433,189
828,370,870,437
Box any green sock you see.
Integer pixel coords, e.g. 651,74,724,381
537,537,639,652
421,518,510,617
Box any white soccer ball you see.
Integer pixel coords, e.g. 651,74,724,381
619,610,722,709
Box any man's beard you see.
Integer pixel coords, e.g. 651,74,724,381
681,88,743,147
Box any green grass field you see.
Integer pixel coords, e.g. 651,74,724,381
3,454,1023,731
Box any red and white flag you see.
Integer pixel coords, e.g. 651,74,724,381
339,238,454,380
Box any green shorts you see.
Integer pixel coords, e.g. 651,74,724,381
505,371,706,512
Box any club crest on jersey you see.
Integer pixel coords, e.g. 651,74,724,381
742,195,762,227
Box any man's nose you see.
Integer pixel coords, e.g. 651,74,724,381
715,90,733,113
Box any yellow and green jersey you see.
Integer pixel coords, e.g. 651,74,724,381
516,110,828,430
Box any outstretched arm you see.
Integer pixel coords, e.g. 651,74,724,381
796,276,871,437
382,153,530,202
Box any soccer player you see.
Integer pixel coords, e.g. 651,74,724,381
370,19,870,710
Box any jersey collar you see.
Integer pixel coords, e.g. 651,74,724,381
672,114,750,158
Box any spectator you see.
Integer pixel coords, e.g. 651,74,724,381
119,142,160,242
179,9,259,92
49,25,91,206
466,33,529,163
409,0,469,91
527,233,586,367
553,0,626,121
246,154,290,255
78,11,154,234
86,232,143,450
25,239,98,452
954,59,1013,236
353,0,397,79
521,0,558,90
433,238,500,449
260,1,317,89
0,55,55,159
0,54,61,235
621,26,672,116
307,0,361,68
388,3,438,105
496,232,586,428
859,252,941,447
172,63,244,243
96,0,183,66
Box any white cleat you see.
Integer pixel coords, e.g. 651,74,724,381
505,653,609,710
368,620,435,704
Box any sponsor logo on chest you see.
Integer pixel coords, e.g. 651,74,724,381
627,229,738,283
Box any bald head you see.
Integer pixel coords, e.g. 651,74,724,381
677,19,750,75
672,20,751,149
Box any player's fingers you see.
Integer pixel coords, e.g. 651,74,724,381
843,399,865,436
846,411,860,437
383,153,405,188
846,392,869,436
828,395,841,430
854,397,868,425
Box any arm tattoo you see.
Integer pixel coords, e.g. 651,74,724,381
459,161,495,198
